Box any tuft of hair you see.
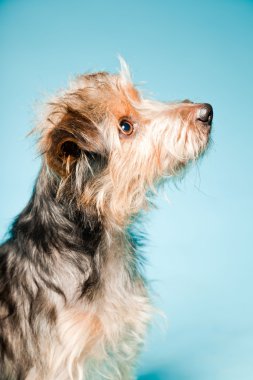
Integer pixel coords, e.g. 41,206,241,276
118,55,132,85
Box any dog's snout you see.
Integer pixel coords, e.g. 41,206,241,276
197,103,213,126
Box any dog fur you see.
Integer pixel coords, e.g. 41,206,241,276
0,58,212,380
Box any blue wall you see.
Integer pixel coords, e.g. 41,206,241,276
1,1,253,379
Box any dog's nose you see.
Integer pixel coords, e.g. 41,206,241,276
197,103,213,125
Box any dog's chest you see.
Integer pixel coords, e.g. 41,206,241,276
52,259,151,379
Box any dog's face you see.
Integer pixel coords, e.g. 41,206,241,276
39,59,212,225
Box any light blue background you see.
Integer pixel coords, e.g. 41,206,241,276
1,0,253,379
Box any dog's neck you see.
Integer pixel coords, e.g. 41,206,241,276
8,166,144,303
11,167,102,257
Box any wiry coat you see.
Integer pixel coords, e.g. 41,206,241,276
0,59,212,380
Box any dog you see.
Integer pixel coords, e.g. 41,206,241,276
0,58,213,380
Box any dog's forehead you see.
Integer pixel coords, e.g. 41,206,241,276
76,71,141,120
82,71,139,98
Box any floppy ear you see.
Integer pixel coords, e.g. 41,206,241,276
43,108,104,177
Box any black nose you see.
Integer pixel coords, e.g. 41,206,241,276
197,103,213,125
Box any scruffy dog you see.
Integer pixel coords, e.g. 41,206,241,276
0,59,213,380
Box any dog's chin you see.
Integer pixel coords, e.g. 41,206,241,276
190,131,211,160
165,138,211,176
199,133,212,158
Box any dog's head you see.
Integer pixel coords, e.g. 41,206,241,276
39,58,212,226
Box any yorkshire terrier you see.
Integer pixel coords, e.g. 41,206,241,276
0,58,213,380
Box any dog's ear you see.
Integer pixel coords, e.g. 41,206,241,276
43,109,104,177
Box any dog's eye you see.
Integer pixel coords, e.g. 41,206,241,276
119,120,134,136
